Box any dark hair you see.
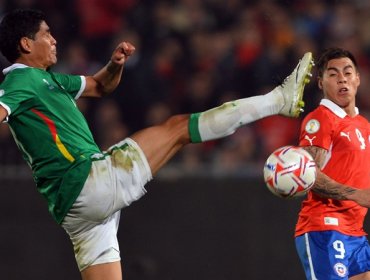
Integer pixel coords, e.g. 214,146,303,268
316,47,358,78
0,9,46,63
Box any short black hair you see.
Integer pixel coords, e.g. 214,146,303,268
316,47,358,78
0,9,46,63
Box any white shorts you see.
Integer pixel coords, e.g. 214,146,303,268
62,138,152,271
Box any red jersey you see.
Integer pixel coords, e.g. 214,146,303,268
295,99,370,237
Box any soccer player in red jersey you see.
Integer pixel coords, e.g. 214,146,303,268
295,47,370,280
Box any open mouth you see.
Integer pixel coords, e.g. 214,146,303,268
338,87,348,94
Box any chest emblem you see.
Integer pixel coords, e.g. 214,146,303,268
340,131,351,142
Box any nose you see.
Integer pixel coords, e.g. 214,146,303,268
337,72,346,84
51,35,57,45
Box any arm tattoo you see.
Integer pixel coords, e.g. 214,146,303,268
313,172,357,200
302,146,357,200
303,146,326,169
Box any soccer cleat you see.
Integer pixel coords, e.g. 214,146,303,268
278,52,314,117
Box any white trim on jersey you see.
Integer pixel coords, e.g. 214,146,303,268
74,76,86,100
2,63,28,75
0,101,11,122
320,98,359,118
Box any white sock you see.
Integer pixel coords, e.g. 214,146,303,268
189,89,284,142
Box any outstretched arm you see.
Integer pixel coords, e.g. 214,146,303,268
303,146,370,207
81,41,136,98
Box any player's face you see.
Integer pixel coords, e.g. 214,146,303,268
318,57,360,112
30,21,57,68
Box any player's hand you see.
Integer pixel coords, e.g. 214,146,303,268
111,41,136,65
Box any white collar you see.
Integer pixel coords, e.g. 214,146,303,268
320,98,359,118
3,63,29,75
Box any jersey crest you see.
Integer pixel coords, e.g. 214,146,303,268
305,119,320,134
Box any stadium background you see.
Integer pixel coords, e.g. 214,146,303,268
0,0,370,279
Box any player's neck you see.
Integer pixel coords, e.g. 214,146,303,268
343,104,357,117
15,56,49,70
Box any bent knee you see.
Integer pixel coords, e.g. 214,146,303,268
162,114,190,143
163,114,189,127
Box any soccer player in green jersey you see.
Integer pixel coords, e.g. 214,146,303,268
0,9,314,280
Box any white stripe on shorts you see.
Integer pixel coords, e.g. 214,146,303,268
304,233,318,280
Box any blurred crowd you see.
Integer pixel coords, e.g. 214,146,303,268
0,0,370,176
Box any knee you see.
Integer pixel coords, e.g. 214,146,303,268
164,114,189,127
163,114,190,143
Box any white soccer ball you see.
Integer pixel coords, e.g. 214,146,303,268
263,146,317,198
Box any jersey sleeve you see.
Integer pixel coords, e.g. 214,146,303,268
299,108,334,150
0,87,34,121
49,72,86,100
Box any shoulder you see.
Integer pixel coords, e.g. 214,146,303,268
300,105,340,137
3,67,41,84
355,114,369,124
303,105,336,124
0,68,48,98
50,71,84,85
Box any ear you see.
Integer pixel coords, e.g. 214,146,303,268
19,37,32,54
356,72,360,87
318,78,323,89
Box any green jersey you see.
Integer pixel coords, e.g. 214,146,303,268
0,64,100,223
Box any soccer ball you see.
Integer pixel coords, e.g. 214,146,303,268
263,146,317,198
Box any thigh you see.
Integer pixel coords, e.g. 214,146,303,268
81,261,122,280
62,210,121,272
295,231,356,279
130,114,190,175
74,138,152,222
105,138,152,213
348,237,370,278
350,272,370,280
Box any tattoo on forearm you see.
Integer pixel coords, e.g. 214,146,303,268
303,146,326,169
313,172,356,199
302,146,356,200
